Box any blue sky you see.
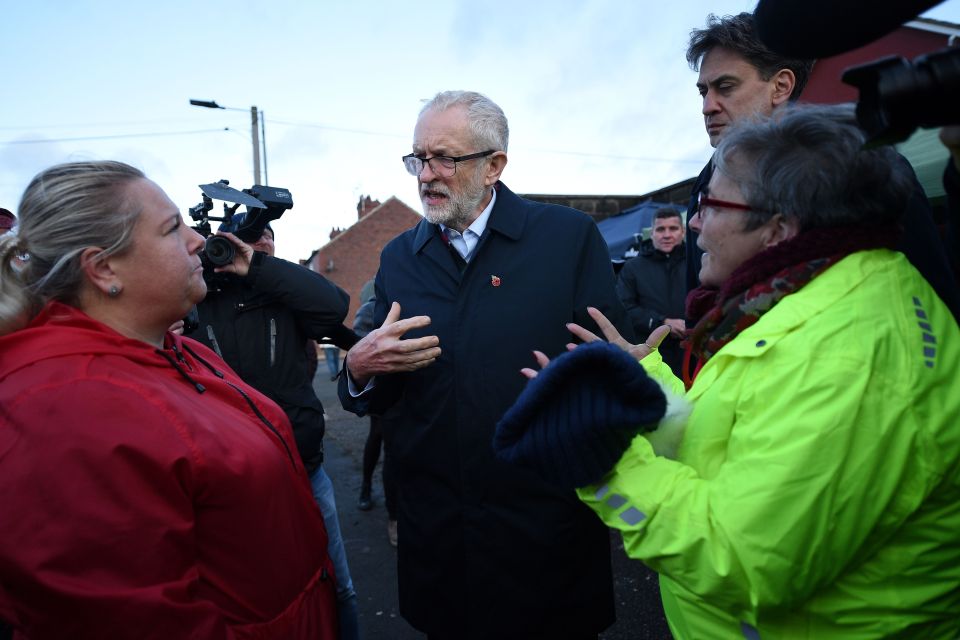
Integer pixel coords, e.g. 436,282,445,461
3,0,959,261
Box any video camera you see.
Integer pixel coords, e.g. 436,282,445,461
842,47,960,147
188,180,293,268
753,0,958,147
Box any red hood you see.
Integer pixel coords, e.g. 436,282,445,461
0,301,194,380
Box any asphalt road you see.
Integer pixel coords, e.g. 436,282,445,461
315,372,672,640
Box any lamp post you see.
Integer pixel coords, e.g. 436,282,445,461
190,99,268,185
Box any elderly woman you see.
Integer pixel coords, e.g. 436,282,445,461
495,105,960,638
0,162,338,638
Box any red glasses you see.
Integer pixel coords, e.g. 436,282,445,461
697,191,755,213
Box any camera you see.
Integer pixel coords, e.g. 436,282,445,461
188,180,294,269
842,47,960,147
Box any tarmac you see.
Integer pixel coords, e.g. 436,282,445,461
314,370,672,640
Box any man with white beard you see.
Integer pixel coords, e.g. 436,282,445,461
338,90,634,639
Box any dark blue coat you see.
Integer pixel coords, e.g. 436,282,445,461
340,182,633,638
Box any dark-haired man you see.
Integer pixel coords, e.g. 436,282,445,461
684,12,813,295
684,12,959,323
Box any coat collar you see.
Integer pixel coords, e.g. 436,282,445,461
412,181,525,255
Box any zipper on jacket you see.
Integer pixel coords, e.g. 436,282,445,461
206,325,223,358
225,379,298,472
269,318,277,366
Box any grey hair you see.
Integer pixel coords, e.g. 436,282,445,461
687,13,814,101
713,103,912,231
420,91,509,152
0,160,145,336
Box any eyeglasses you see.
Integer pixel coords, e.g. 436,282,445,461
697,192,755,213
402,150,496,178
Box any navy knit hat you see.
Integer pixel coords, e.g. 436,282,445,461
494,341,666,489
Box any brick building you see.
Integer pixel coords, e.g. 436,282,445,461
307,195,422,324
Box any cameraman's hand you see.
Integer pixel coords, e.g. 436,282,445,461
345,302,441,387
213,231,256,277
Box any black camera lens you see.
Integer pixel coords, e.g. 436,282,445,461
203,236,235,267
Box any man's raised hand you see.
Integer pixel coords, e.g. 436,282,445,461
345,302,441,387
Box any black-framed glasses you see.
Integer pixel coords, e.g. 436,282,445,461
698,191,755,213
402,150,496,178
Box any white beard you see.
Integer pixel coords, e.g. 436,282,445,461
420,168,488,230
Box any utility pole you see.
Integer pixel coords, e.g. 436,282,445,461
190,99,267,185
250,106,261,185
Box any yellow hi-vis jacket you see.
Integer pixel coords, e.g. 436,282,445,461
578,250,960,639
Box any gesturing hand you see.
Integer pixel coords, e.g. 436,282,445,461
345,302,441,387
520,307,670,379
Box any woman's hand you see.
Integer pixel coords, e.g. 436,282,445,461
521,307,671,379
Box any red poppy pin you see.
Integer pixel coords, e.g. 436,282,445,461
490,275,501,287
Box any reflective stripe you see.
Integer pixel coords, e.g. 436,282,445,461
914,297,938,368
595,485,610,501
620,507,646,525
741,621,761,639
605,494,627,509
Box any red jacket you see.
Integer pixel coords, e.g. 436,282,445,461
0,302,337,639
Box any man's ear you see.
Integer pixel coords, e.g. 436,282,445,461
79,247,119,297
484,152,508,186
761,213,801,248
770,69,797,107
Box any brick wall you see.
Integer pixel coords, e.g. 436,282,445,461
521,176,697,223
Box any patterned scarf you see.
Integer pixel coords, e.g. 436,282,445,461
683,224,900,387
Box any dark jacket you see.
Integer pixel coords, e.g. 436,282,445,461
943,159,959,287
685,162,711,295
339,182,631,639
617,240,686,376
190,252,350,473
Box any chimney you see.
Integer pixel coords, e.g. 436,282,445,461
357,195,381,219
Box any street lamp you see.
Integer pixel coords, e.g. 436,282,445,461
190,99,268,185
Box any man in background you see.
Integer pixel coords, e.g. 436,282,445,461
617,206,687,377
683,12,813,294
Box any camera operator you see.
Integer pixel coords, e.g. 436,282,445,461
187,223,361,640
